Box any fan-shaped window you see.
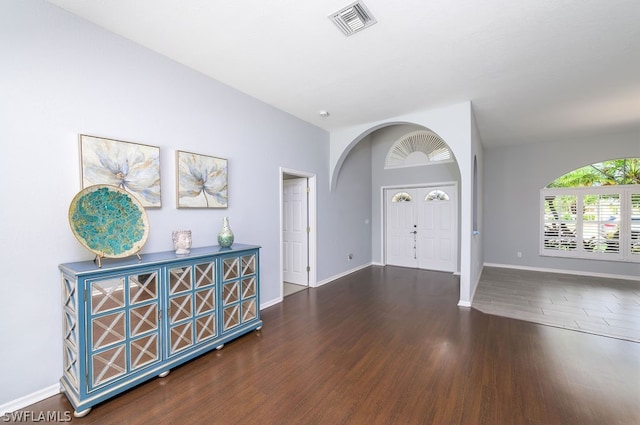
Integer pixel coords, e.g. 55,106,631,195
425,190,449,201
547,158,640,187
541,158,640,263
385,130,453,169
391,192,413,202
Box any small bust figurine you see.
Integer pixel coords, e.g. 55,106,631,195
172,230,192,255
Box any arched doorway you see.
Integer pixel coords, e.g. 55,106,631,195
328,102,482,306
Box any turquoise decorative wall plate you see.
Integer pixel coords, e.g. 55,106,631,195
69,185,150,259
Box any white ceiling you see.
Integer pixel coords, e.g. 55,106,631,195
48,0,640,148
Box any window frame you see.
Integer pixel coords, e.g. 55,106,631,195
540,185,640,263
391,192,413,202
424,190,450,201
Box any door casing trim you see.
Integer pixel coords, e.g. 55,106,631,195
381,181,458,269
279,168,317,301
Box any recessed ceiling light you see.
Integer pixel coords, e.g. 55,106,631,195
330,2,377,37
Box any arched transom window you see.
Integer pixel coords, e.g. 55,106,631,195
385,130,452,169
540,158,640,263
391,192,413,202
425,190,450,201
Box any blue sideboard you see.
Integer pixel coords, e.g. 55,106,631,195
59,244,262,417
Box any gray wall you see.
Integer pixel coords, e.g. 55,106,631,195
370,125,462,265
0,0,371,407
470,111,485,286
321,139,373,274
483,129,640,277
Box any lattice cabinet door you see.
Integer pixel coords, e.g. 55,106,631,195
61,275,80,392
221,251,259,333
86,269,161,391
166,260,217,356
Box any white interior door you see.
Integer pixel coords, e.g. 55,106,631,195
283,178,308,285
385,185,457,272
385,189,418,268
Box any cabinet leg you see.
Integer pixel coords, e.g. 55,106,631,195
215,344,224,350
74,407,92,418
256,326,263,331
158,370,170,378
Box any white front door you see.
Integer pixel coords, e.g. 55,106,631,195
417,186,456,272
283,178,308,285
385,189,418,268
385,185,457,272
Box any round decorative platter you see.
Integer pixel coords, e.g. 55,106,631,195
69,185,149,260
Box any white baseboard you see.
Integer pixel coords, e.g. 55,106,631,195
483,262,640,282
316,262,373,287
260,297,282,310
457,300,471,308
0,384,60,416
260,263,374,308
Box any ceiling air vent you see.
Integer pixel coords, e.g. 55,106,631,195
330,2,377,36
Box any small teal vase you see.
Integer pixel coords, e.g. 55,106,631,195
217,216,234,248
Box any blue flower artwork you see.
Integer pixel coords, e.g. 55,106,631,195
176,150,228,208
80,135,161,208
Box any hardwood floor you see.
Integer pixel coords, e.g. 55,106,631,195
11,266,640,424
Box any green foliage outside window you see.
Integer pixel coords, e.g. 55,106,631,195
542,158,640,259
547,158,640,188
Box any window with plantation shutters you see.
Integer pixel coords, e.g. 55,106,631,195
541,158,640,262
540,186,640,262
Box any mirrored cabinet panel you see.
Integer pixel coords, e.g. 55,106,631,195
87,270,161,391
167,260,218,356
221,252,258,334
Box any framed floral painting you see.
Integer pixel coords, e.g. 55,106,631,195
176,150,228,208
79,134,161,208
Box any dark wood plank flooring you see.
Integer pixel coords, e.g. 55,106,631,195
11,266,640,424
